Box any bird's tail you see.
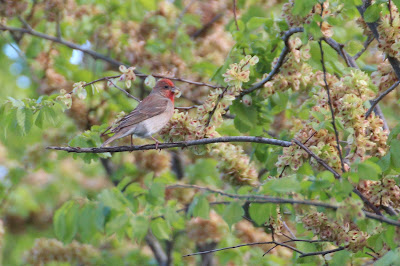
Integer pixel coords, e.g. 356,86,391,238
100,133,121,148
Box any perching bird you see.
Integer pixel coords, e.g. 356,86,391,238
101,79,179,148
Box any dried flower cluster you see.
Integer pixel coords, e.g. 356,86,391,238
160,56,260,186
261,38,313,98
282,0,333,37
358,178,400,208
186,210,228,244
277,70,388,173
24,238,99,265
377,4,400,60
302,212,369,252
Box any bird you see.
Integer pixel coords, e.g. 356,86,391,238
101,78,179,148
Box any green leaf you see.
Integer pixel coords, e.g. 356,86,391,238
357,160,381,180
150,218,171,240
248,203,270,226
98,188,130,211
388,123,400,143
346,40,365,56
35,109,44,129
222,201,244,228
16,107,33,134
146,182,165,206
130,215,149,242
363,4,381,23
292,0,317,16
394,0,400,10
390,139,400,169
78,203,104,243
247,17,269,31
192,195,210,219
264,177,301,193
53,201,79,243
375,249,400,266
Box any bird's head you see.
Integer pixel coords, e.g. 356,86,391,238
153,79,180,102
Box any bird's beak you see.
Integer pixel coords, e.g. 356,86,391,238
171,87,181,97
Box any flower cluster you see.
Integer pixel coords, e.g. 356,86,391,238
371,60,398,92
282,0,333,37
0,0,27,17
186,210,228,244
210,143,259,186
302,212,369,252
24,238,100,265
277,69,388,174
358,178,400,209
336,198,364,222
160,55,260,186
134,149,171,175
223,55,259,91
377,4,400,60
118,65,137,88
261,38,313,98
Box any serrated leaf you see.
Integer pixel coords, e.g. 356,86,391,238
249,203,270,226
292,0,318,16
364,4,381,23
222,201,244,228
16,107,33,134
53,201,79,243
131,215,149,242
390,139,400,169
150,218,171,240
192,195,210,219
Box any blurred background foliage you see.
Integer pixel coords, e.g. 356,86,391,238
0,0,400,265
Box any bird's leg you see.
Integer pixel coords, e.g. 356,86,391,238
151,136,160,150
130,135,133,153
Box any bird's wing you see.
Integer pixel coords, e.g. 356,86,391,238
112,94,171,132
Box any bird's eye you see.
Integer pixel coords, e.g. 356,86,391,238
164,86,169,89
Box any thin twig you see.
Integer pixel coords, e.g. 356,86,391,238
107,78,141,102
365,80,400,118
205,86,229,127
318,39,345,173
0,24,221,89
353,35,374,60
299,247,345,258
191,14,223,38
241,27,304,95
183,241,304,257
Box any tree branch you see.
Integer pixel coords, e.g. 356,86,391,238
353,35,374,60
318,39,346,173
365,80,400,118
0,25,221,89
146,231,168,266
357,1,400,80
241,27,304,95
294,139,382,216
166,184,400,226
46,136,292,153
0,24,125,68
299,247,345,258
204,86,229,127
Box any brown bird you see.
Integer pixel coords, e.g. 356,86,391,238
101,79,179,148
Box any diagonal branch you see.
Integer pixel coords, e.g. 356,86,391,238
366,80,400,118
241,27,304,95
0,25,221,89
0,24,125,68
294,139,382,216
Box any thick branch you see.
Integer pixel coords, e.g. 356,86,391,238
241,27,304,95
46,136,292,153
357,1,400,80
146,231,168,266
